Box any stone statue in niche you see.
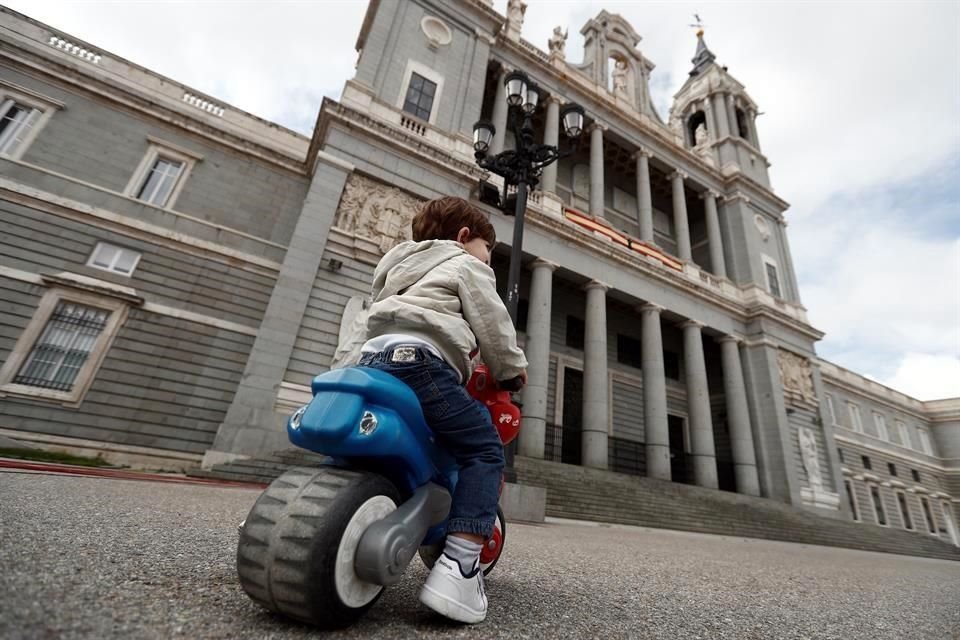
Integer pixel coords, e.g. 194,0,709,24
611,58,629,99
798,427,823,492
548,26,568,59
334,174,424,254
694,123,708,147
777,349,816,405
505,0,527,41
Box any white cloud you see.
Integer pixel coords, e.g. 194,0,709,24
8,0,960,399
883,353,960,401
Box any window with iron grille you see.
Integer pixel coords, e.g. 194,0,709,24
920,496,937,534
0,99,42,157
869,484,886,526
402,72,436,121
13,302,110,392
844,479,859,522
896,492,913,530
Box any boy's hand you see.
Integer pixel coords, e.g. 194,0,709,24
518,369,528,388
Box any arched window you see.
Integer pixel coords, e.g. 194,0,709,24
735,107,749,140
686,110,707,147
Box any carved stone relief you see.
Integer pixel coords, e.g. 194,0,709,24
798,426,823,492
778,349,816,406
334,173,424,254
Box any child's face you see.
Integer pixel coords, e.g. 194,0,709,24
456,226,491,265
462,236,492,266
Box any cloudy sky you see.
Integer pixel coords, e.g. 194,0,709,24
10,0,960,400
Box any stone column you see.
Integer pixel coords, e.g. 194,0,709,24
719,336,761,496
712,93,730,139
518,259,556,459
589,122,606,218
702,98,716,143
634,149,654,243
702,190,727,278
726,94,739,137
490,68,509,155
540,96,562,194
748,108,762,150
641,303,670,480
582,281,609,470
669,170,692,261
682,320,718,489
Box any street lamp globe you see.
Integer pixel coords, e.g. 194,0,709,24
522,84,540,115
472,120,496,155
504,70,528,107
560,103,585,140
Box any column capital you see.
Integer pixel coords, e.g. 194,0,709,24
639,302,664,314
698,189,721,201
531,258,558,272
680,319,705,330
584,280,610,292
588,121,608,133
544,94,565,106
632,147,653,160
718,334,743,345
669,169,688,182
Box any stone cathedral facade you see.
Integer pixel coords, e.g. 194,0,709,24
0,1,958,548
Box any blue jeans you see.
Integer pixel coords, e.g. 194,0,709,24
358,347,504,538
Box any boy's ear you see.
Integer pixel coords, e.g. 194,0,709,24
455,227,471,244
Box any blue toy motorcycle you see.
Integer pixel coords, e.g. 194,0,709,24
236,364,522,628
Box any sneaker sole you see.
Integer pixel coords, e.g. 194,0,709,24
419,584,486,624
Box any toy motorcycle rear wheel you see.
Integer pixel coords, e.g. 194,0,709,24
418,506,506,577
237,466,399,628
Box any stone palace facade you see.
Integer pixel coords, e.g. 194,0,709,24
0,0,957,547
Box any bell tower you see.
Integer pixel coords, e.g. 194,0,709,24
669,30,769,187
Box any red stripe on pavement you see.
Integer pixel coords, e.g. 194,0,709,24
0,458,267,488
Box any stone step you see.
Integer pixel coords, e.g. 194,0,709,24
515,456,960,562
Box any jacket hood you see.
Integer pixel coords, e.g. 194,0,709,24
372,240,467,301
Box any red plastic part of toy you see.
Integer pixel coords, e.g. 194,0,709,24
467,364,522,445
479,521,503,565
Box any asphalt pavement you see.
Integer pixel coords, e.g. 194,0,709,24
1,471,958,639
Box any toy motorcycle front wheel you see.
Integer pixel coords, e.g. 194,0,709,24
237,467,399,628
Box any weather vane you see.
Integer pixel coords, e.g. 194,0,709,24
688,13,706,36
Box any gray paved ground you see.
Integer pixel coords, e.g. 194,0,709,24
1,472,958,640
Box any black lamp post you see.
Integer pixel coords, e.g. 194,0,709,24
473,71,584,482
473,70,585,324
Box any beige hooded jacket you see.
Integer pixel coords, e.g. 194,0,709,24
333,239,527,384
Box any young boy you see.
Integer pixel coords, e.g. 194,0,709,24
351,196,527,623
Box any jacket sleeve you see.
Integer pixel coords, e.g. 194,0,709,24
330,298,369,370
457,258,528,381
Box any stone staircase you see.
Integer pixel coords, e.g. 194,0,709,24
191,450,960,561
514,456,960,562
187,449,330,485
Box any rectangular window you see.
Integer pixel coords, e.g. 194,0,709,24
762,256,782,298
664,350,681,381
565,315,584,350
136,156,184,207
12,301,110,392
887,462,897,477
825,393,838,425
917,428,933,456
87,242,142,276
895,420,908,446
837,448,845,464
911,469,920,483
616,334,643,369
861,455,872,471
402,72,437,122
920,496,937,534
844,479,859,522
896,492,913,530
0,99,42,157
848,403,863,433
869,485,886,526
873,412,888,441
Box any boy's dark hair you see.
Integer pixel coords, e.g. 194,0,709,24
412,196,496,246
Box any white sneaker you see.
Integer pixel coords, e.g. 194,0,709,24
419,553,487,624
